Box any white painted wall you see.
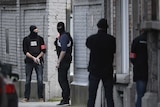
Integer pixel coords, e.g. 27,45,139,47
46,0,71,100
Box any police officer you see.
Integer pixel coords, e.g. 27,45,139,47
86,18,115,107
130,29,148,107
22,25,46,102
54,22,73,105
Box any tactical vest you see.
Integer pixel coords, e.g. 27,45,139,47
27,36,41,57
55,32,73,62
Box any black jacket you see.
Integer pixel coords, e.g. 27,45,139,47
86,30,116,78
23,34,46,63
130,32,148,82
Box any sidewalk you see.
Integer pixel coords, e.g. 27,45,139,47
19,101,58,107
19,101,62,107
18,99,76,107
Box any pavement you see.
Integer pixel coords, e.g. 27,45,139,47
19,101,63,107
18,100,76,107
19,102,57,107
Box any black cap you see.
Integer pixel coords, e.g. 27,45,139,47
97,18,109,29
30,25,37,32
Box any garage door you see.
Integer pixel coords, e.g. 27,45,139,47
1,10,17,65
73,4,103,82
74,4,102,69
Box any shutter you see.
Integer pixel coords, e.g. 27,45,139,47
73,4,102,82
74,4,102,69
1,10,17,65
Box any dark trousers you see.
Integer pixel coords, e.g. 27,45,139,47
136,80,147,107
58,61,70,101
24,63,43,99
87,73,114,107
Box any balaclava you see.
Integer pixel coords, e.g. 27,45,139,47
57,22,65,34
97,18,108,32
29,25,37,38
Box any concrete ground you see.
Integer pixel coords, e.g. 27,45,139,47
19,101,60,107
18,99,76,107
19,102,79,107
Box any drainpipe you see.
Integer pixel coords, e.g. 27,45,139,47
121,0,129,74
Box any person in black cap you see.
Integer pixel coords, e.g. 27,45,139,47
54,22,73,105
86,18,115,107
22,25,46,102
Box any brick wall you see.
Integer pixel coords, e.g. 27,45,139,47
46,0,71,100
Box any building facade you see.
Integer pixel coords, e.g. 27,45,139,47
71,0,131,106
71,0,160,107
1,0,160,106
0,0,71,101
